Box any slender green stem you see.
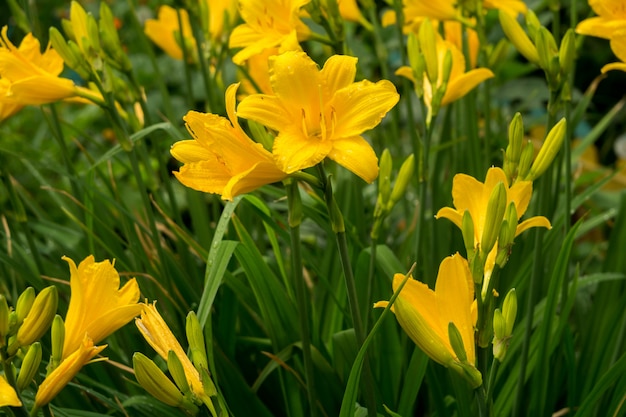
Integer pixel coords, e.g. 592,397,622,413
475,386,488,417
485,357,500,412
289,223,317,417
363,238,377,329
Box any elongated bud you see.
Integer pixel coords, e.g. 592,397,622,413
186,311,208,372
559,29,576,78
516,141,535,182
481,182,507,256
99,2,132,71
525,10,541,40
325,179,345,233
0,295,9,344
499,10,539,64
502,288,517,336
504,113,524,181
408,32,424,89
12,286,58,354
448,322,467,363
17,341,42,391
527,118,567,181
419,19,439,85
378,149,393,206
461,210,476,259
488,39,510,69
133,352,185,407
15,287,35,327
287,181,302,228
50,315,65,370
492,309,507,360
86,13,101,56
167,350,191,395
495,220,511,267
200,367,218,398
536,27,559,78
389,154,415,206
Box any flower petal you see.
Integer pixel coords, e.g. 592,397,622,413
327,135,378,183
515,215,551,236
435,206,463,229
320,54,358,100
0,375,22,407
237,94,292,132
443,68,494,106
272,130,333,173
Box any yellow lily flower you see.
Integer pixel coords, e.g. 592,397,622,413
135,302,205,400
602,29,626,72
0,26,100,107
374,254,482,387
171,83,288,200
61,255,142,360
396,31,493,114
444,21,480,69
435,167,551,284
0,375,22,407
34,336,106,407
229,0,311,64
576,0,626,39
237,51,399,182
145,6,195,61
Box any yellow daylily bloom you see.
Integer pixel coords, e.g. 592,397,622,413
237,51,399,182
61,255,142,360
0,375,22,407
336,0,367,24
374,254,482,387
396,31,493,114
602,29,626,72
0,26,100,107
443,21,480,69
436,167,551,283
34,336,106,407
229,0,311,64
135,302,205,400
171,83,288,200
145,6,195,61
239,47,277,96
576,0,626,39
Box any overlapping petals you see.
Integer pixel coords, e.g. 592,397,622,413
374,254,481,386
576,0,626,39
602,29,626,72
171,83,288,200
62,255,142,360
145,6,195,61
237,51,399,182
229,0,311,64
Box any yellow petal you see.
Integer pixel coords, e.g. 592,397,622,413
395,66,416,83
272,130,333,173
327,135,379,183
320,54,358,100
515,215,551,236
508,179,533,219
601,62,626,72
331,79,399,138
0,375,22,407
442,68,494,106
435,207,463,229
7,76,77,105
170,140,214,164
236,94,292,132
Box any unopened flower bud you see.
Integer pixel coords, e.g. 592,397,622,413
186,312,208,374
389,154,415,206
502,288,517,336
461,210,476,259
12,286,58,354
536,27,558,73
99,2,132,71
15,287,35,327
17,341,42,391
504,113,524,181
448,322,467,363
133,352,186,407
499,11,539,64
481,182,507,256
525,10,541,40
0,295,9,344
408,33,425,91
419,19,439,85
517,141,535,182
50,315,65,370
378,149,393,206
527,118,567,181
559,29,576,78
167,350,191,396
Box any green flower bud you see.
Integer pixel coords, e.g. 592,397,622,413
133,352,185,407
0,295,9,344
419,19,438,86
496,220,512,267
481,182,507,256
186,312,208,373
167,350,191,396
448,322,467,363
504,113,524,182
503,288,517,336
50,315,65,370
11,286,58,354
461,210,476,260
15,287,35,327
517,141,535,182
525,10,541,40
17,341,42,391
287,180,303,228
408,33,424,89
492,309,507,360
488,39,510,69
378,149,393,206
389,154,415,206
99,2,132,71
528,118,567,181
559,29,576,78
86,13,101,57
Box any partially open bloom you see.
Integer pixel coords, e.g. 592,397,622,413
576,0,626,40
0,375,21,407
229,0,311,64
396,30,493,118
135,303,205,400
0,26,99,108
374,254,482,387
171,83,288,200
237,51,399,182
145,6,195,61
34,336,106,407
602,29,626,72
62,255,142,360
436,167,551,284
